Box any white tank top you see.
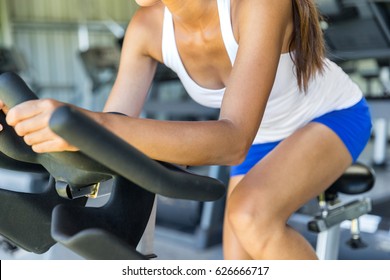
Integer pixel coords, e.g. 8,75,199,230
162,0,363,144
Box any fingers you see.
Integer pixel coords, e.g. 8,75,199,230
24,127,77,153
31,140,62,153
13,110,49,137
6,99,56,126
0,100,9,113
29,137,78,153
1,98,78,153
0,100,9,131
23,126,58,146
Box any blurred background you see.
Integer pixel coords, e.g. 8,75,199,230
0,0,138,111
1,0,390,260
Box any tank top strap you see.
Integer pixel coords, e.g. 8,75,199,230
217,0,238,65
162,7,177,71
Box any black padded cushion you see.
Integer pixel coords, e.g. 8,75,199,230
327,162,375,195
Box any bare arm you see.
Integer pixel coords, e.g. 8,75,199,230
3,0,292,167
103,7,159,117
92,0,292,166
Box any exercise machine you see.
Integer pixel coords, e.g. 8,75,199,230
318,0,390,167
0,72,384,260
0,72,226,259
308,162,375,259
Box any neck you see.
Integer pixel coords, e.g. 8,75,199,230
162,0,218,32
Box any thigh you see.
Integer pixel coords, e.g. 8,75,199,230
231,122,353,222
227,175,244,197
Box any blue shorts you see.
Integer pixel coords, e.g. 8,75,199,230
230,98,372,176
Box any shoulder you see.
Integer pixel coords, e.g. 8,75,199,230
231,0,292,18
231,0,292,41
130,3,164,30
125,3,165,60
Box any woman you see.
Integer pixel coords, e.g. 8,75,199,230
0,0,371,259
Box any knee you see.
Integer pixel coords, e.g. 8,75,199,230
227,189,275,236
226,185,287,252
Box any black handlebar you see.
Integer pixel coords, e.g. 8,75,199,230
0,72,112,189
0,72,39,105
49,106,226,201
0,72,226,201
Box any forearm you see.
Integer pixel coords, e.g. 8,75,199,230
89,112,250,166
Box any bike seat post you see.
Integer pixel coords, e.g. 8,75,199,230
318,191,338,216
308,162,375,259
316,224,341,260
318,193,328,216
315,192,342,260
346,218,367,249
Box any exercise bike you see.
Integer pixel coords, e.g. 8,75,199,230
0,72,376,260
0,72,226,259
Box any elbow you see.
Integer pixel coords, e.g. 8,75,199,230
224,140,251,166
216,119,254,166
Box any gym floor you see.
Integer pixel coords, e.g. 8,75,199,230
0,139,389,260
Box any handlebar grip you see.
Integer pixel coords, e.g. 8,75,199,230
0,73,39,164
0,72,38,107
49,106,226,201
0,72,112,188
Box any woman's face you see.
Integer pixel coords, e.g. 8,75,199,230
135,0,161,7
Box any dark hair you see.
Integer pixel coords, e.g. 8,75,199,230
290,0,326,92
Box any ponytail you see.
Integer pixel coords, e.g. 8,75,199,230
290,0,326,92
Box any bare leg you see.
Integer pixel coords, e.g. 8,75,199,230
223,175,252,259
226,123,353,259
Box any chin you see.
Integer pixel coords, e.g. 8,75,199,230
135,0,161,7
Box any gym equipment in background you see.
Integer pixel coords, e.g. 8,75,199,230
318,0,390,167
308,163,375,259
